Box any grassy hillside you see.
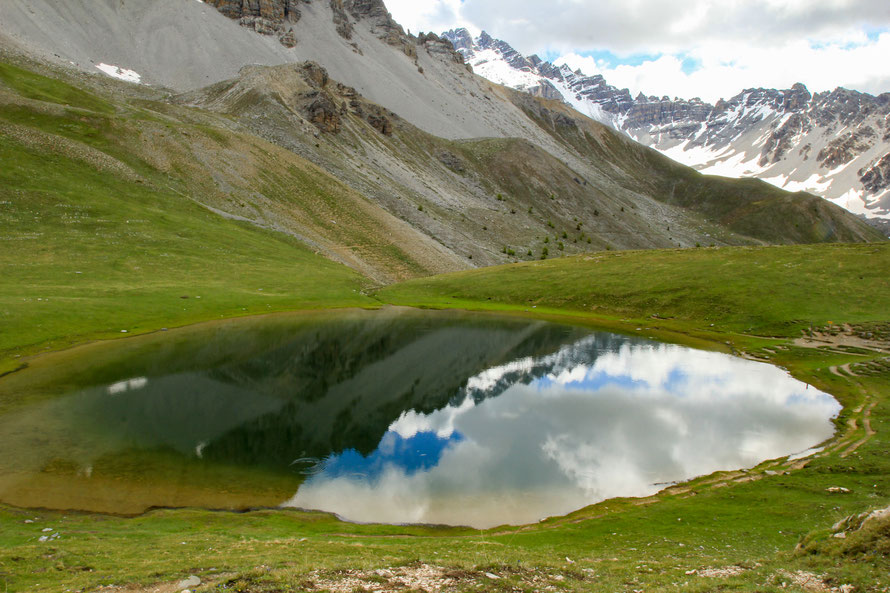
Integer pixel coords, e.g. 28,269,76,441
0,61,382,370
379,243,890,337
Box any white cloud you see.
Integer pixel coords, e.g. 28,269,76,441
557,33,890,103
385,0,890,102
454,0,890,54
384,0,468,36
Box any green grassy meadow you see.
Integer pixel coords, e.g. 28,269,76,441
378,243,890,338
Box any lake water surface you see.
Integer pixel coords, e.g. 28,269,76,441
0,309,839,527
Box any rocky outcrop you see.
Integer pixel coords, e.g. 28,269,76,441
436,151,466,173
207,0,303,21
759,113,809,166
528,80,564,102
512,93,578,131
205,0,302,47
418,32,463,64
329,0,354,40
329,0,433,62
294,62,395,135
818,128,876,169
300,61,329,88
366,107,393,135
811,88,887,128
625,95,710,130
306,94,341,133
860,153,890,194
344,0,390,22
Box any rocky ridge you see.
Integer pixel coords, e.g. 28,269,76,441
206,0,464,66
204,0,303,47
443,28,890,220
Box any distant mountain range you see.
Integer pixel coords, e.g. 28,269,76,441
443,28,890,221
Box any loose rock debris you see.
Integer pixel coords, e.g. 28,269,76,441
303,564,579,592
773,570,856,593
696,565,748,578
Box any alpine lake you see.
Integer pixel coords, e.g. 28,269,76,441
0,309,839,529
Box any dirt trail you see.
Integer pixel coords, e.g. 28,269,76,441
794,324,890,354
841,401,877,458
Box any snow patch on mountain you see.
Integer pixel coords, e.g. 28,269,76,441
470,48,541,91
96,63,141,83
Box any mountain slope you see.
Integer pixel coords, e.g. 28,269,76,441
0,0,881,298
444,28,890,220
0,0,558,142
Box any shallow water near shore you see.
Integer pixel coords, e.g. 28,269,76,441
0,309,839,526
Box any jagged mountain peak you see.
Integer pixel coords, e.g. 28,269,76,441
443,27,474,52
441,28,890,220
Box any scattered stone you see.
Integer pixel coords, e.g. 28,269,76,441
775,570,833,592
42,527,53,532
437,150,466,173
831,504,890,537
309,563,458,592
177,575,201,589
484,572,500,580
826,486,851,494
698,565,747,578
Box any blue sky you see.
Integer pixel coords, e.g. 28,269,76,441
386,0,890,103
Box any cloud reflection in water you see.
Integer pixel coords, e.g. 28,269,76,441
286,339,839,528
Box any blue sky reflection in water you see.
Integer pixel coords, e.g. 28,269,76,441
289,337,840,528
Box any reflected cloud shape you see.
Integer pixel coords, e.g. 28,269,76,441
287,339,839,528
106,376,148,395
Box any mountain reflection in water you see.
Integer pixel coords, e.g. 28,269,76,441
287,337,839,528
